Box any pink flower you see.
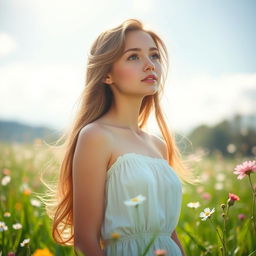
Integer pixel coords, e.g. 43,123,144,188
154,249,167,256
228,193,240,206
7,253,15,256
233,160,256,179
238,213,246,220
228,193,240,201
202,192,211,200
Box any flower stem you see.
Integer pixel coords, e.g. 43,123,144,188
27,245,31,256
2,231,5,256
209,217,226,255
248,174,256,235
222,205,229,256
226,205,230,217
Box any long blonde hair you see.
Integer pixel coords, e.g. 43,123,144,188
40,18,197,247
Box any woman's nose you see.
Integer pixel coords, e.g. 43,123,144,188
143,58,155,71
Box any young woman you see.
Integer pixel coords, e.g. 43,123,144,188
44,18,195,256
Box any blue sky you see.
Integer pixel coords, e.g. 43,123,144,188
0,0,255,135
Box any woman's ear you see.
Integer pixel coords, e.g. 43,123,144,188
103,75,113,85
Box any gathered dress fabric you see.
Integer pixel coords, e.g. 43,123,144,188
100,153,183,256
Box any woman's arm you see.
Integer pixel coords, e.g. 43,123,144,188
73,124,111,256
74,238,104,256
171,229,186,256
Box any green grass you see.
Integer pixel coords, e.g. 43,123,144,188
0,142,255,256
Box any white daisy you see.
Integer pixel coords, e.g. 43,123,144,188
187,202,200,209
20,238,30,247
19,183,30,192
13,223,22,230
216,173,225,182
124,194,146,207
214,182,224,190
4,212,11,217
30,198,41,207
199,208,215,221
1,175,11,186
0,221,8,232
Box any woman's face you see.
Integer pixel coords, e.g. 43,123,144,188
107,30,162,96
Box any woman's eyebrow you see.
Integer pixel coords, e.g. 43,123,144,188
123,47,159,55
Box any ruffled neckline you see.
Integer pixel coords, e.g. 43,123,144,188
106,152,169,178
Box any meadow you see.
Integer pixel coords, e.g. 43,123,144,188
0,140,255,256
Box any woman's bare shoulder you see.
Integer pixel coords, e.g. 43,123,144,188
79,122,114,144
148,133,167,159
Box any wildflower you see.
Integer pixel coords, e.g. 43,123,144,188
32,248,54,256
1,175,11,186
228,193,240,201
0,221,8,232
12,223,22,230
4,212,11,217
187,202,200,209
111,232,121,240
154,249,167,255
227,193,240,207
238,213,246,221
216,173,226,182
23,187,32,196
124,194,146,207
199,208,215,221
227,144,236,154
7,252,15,256
233,160,256,179
30,198,41,207
214,182,224,190
20,183,31,195
2,168,11,175
201,192,211,200
20,238,30,247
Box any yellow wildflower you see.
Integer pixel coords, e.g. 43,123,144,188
32,248,53,256
111,232,121,240
23,188,32,195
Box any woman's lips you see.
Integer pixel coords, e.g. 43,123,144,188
141,78,157,83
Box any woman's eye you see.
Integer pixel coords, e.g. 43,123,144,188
151,53,160,60
127,53,161,61
127,54,139,61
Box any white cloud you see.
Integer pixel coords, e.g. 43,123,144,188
0,62,84,130
163,72,256,133
15,0,123,37
0,33,17,56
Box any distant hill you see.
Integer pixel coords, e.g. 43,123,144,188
0,120,61,144
187,113,256,156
